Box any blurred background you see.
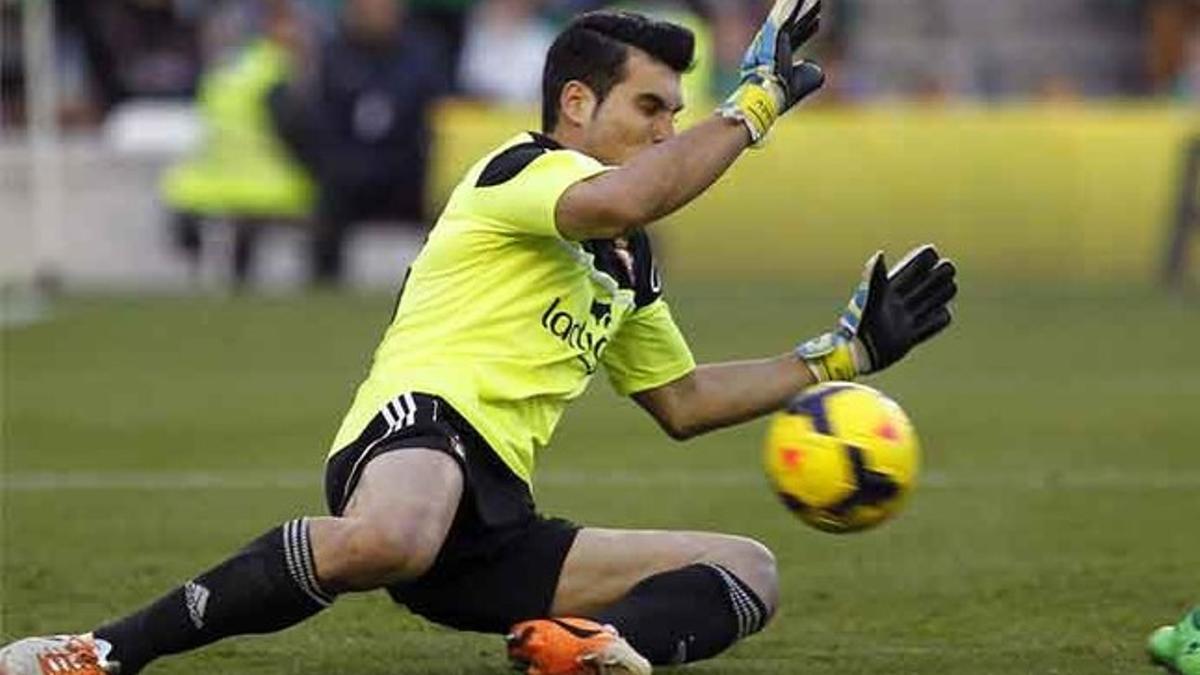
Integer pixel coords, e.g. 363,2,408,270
1,0,1199,299
4,4,1200,672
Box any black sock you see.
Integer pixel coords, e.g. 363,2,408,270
592,563,768,665
94,518,334,674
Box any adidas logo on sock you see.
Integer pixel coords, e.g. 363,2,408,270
184,581,211,629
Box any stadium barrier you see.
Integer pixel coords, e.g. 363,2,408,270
431,104,1200,284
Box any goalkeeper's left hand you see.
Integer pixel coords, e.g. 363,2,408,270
718,0,825,145
797,245,958,382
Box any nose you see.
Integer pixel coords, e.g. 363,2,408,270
652,116,676,144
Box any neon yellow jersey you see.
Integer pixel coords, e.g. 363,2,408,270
329,133,696,484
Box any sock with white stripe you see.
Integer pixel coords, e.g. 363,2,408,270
94,519,334,674
592,563,768,665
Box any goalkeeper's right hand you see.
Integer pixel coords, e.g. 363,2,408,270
797,246,958,382
718,0,826,145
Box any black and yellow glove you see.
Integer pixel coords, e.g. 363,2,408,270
718,0,826,145
798,246,958,382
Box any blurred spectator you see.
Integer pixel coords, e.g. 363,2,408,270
461,0,718,106
56,0,203,116
271,0,447,285
10,0,1197,135
839,0,1143,100
1146,0,1200,97
197,0,330,67
161,0,316,288
458,0,555,104
1,0,22,127
1184,26,1200,98
409,0,476,92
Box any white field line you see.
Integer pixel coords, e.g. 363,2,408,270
3,468,1200,492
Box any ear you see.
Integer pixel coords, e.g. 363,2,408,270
559,80,598,129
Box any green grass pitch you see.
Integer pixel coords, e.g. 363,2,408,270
3,282,1198,674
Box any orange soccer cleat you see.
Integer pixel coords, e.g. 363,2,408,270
0,634,117,675
506,618,651,675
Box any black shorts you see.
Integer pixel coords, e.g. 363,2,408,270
324,392,580,634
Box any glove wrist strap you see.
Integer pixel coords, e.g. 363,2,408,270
795,331,863,382
718,79,781,146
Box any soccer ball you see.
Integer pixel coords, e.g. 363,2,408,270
763,382,919,533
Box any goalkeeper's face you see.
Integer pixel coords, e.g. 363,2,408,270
580,47,684,165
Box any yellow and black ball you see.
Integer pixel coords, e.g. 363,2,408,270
764,383,920,533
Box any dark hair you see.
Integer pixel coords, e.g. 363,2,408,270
541,11,694,133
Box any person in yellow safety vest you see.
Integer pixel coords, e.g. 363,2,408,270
161,7,315,286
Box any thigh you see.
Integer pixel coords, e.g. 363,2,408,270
342,448,463,528
312,449,464,590
550,528,771,617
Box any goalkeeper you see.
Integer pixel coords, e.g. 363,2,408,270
0,2,957,674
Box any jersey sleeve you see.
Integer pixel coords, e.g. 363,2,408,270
471,147,613,239
602,299,697,396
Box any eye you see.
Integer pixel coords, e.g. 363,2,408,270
637,98,662,117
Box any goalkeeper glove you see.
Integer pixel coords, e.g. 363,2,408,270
719,0,825,145
797,245,958,382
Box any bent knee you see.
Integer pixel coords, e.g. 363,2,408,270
320,517,445,592
704,537,779,618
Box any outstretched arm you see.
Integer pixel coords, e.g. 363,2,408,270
634,355,816,441
636,246,958,440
